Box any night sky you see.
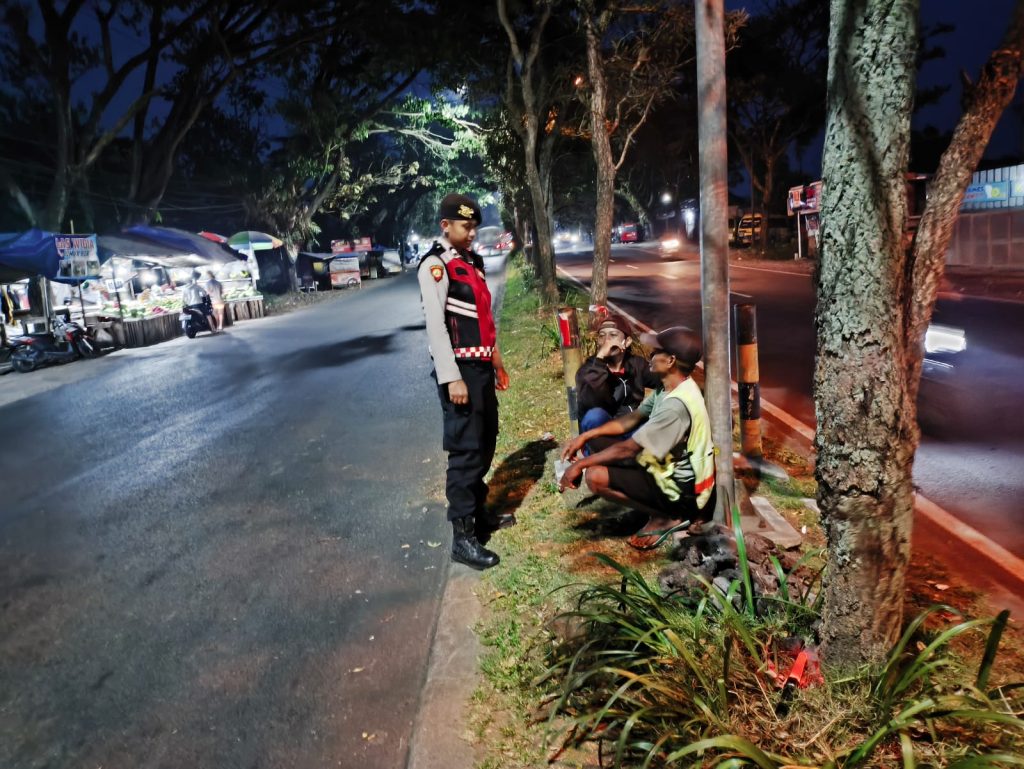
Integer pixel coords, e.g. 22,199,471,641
916,0,1021,159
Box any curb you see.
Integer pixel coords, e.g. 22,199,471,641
406,566,482,769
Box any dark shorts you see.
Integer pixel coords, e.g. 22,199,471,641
589,436,714,520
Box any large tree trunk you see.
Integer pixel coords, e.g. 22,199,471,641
497,0,559,308
815,0,919,667
586,15,614,309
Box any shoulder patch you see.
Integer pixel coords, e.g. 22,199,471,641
430,264,444,282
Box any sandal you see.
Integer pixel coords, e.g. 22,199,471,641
626,520,691,551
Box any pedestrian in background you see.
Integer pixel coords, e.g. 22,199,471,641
417,193,511,570
205,270,225,332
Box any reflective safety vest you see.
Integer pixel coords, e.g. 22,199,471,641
636,377,716,510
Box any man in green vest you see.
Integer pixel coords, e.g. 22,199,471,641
558,326,716,550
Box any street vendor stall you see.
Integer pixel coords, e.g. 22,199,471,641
96,227,263,347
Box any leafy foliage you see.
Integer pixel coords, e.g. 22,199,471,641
541,541,1024,768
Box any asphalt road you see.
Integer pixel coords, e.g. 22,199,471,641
0,272,464,769
556,240,1024,558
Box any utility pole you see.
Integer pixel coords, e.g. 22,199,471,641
695,0,735,522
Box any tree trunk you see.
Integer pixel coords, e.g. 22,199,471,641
522,128,559,306
586,15,614,308
815,0,918,667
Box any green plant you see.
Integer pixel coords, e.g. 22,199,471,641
540,540,1024,768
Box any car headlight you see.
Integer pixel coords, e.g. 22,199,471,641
924,324,966,354
661,238,680,250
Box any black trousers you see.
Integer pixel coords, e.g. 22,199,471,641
436,361,499,521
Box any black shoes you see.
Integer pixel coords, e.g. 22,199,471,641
451,516,500,570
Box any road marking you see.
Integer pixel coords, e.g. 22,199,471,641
626,264,638,270
555,262,1022,582
730,291,753,298
659,272,678,280
733,263,811,277
938,290,1024,306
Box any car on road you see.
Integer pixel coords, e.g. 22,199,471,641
659,235,682,257
613,223,641,243
475,226,513,257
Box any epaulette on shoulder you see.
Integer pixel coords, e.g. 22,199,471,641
417,241,445,267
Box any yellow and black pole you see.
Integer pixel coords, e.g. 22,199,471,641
734,302,763,457
556,306,583,436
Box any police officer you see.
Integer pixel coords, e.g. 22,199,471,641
418,193,511,570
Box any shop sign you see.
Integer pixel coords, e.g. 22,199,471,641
787,182,821,215
964,181,1009,203
56,234,100,279
331,237,373,254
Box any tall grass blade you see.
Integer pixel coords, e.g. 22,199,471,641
768,555,790,602
663,734,780,768
900,730,915,769
948,754,1024,768
733,510,757,618
977,609,1010,691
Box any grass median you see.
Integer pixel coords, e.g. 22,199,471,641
471,253,1024,769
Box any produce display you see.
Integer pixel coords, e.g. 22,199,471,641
224,283,260,300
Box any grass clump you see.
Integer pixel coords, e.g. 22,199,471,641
541,553,1024,767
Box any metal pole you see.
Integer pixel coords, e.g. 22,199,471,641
695,0,735,523
556,306,583,437
734,303,762,457
797,212,804,260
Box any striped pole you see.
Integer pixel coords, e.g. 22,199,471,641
557,306,583,436
734,303,762,457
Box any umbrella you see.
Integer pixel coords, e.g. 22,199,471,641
227,231,283,251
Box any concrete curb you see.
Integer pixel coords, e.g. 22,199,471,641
406,566,482,769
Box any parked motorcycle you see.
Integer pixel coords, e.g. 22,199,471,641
180,296,215,338
9,315,98,373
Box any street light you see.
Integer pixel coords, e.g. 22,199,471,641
661,192,673,205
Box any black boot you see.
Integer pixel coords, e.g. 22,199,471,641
451,516,500,570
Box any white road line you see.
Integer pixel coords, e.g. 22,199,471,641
733,263,811,277
659,272,678,280
730,291,753,298
938,290,1024,306
626,264,638,270
554,262,1022,582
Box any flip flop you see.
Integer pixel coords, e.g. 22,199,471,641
626,520,691,551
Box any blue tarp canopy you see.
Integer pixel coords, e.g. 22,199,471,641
1,226,243,283
0,229,61,282
122,226,241,264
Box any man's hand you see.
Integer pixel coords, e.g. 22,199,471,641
558,461,583,492
495,365,510,391
596,339,621,360
448,379,469,405
561,434,587,461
